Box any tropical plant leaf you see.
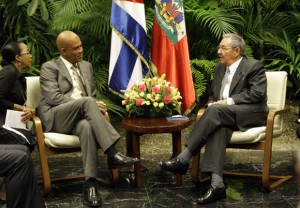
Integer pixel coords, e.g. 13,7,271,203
27,0,39,16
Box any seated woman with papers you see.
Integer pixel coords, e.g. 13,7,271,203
0,42,36,151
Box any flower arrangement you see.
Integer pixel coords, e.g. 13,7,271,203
122,74,182,117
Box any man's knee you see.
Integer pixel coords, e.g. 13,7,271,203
77,119,93,131
204,104,223,116
14,150,31,167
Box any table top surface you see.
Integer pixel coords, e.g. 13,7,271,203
122,117,191,133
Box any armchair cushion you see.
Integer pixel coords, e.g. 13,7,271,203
230,125,282,144
44,132,80,148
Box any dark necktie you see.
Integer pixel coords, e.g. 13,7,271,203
71,65,87,96
219,67,230,100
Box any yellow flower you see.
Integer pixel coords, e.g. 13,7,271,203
121,73,182,117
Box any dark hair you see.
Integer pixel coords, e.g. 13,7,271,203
1,42,22,66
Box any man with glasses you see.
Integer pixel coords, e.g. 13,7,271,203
37,30,139,207
159,33,268,204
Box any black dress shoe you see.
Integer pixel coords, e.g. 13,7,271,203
107,152,140,169
83,184,102,207
196,186,226,204
158,157,189,175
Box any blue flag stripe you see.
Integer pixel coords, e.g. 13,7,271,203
109,43,138,92
111,1,148,62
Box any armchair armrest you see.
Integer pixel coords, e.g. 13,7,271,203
32,116,45,145
265,109,289,142
196,108,206,121
103,112,110,123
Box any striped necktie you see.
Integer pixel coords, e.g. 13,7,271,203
71,65,87,96
219,67,230,100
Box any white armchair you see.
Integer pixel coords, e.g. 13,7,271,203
26,76,119,195
191,71,292,191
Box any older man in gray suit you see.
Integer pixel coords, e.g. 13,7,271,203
159,33,269,204
37,30,138,207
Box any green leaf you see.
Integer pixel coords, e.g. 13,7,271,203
17,0,30,6
40,0,49,21
27,0,39,16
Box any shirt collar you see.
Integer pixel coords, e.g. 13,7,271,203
60,56,77,69
228,57,243,73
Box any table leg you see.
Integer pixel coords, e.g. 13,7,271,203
172,131,182,187
126,131,133,157
132,133,142,188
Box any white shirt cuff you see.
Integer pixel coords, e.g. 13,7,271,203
226,98,235,105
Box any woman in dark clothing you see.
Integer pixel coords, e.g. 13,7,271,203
0,42,36,151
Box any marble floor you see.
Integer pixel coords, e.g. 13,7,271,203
33,152,299,208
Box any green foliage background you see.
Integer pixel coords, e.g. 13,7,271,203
0,0,299,116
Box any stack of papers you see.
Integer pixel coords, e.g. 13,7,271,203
4,110,27,129
166,115,189,121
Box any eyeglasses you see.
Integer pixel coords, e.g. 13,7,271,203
19,51,31,56
217,46,236,51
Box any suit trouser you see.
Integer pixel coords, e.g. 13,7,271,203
186,104,237,176
0,145,45,208
47,97,120,178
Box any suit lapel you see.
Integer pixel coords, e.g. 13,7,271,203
56,58,72,84
77,62,91,96
216,65,226,100
229,58,245,95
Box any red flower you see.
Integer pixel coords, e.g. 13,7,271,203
166,86,173,94
163,96,171,104
125,97,129,104
152,86,160,93
136,98,143,106
138,84,146,91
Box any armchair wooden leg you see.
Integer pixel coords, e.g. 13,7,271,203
191,153,201,185
37,149,52,196
96,168,120,187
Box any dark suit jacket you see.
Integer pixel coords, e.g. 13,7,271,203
0,64,26,126
37,57,97,131
208,56,269,131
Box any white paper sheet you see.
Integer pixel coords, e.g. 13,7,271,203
4,110,27,129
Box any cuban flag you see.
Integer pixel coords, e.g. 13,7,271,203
109,0,149,96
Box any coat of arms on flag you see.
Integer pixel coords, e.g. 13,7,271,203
155,0,185,43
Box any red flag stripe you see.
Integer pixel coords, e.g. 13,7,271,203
151,18,195,113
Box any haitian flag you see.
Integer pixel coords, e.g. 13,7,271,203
151,0,195,114
109,0,149,96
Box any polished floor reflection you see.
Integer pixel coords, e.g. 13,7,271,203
33,151,299,208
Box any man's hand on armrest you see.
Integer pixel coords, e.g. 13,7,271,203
97,100,107,115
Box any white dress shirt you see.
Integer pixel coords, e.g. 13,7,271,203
221,57,243,105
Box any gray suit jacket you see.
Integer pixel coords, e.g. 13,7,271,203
208,57,269,131
37,57,97,130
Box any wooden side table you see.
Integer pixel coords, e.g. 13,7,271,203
123,117,190,188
